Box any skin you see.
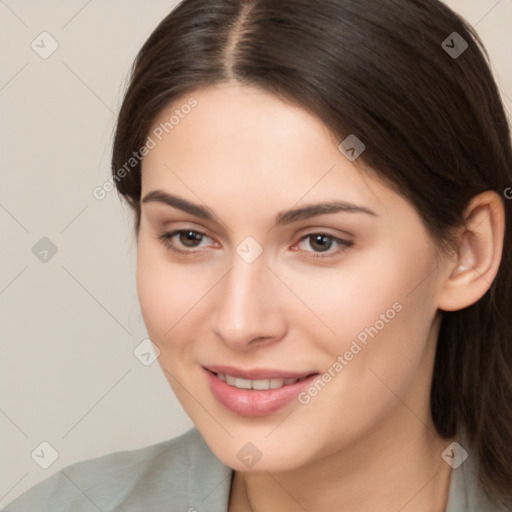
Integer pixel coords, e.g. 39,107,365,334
136,82,504,511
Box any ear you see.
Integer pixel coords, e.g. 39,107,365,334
438,190,505,312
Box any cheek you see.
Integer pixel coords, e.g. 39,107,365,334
278,242,434,347
136,239,204,344
285,238,440,402
308,248,440,414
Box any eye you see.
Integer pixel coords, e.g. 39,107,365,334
155,229,353,260
155,229,215,255
294,233,353,259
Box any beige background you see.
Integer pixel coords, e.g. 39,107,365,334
1,0,511,507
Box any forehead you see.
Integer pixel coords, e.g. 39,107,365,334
140,83,395,218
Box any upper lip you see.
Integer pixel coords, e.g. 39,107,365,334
204,365,318,380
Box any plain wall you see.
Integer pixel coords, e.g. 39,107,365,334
1,0,511,507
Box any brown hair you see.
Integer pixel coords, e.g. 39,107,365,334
112,0,512,504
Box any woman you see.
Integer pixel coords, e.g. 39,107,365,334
5,0,512,510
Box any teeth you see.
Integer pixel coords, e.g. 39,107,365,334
252,379,271,390
217,373,302,390
235,377,252,389
270,378,285,389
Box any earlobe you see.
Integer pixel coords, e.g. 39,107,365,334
438,191,505,312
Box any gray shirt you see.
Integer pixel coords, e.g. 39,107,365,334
2,427,506,511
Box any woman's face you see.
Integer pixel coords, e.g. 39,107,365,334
137,83,452,472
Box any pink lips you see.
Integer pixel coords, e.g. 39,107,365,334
203,365,319,417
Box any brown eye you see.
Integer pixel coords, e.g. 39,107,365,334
178,231,204,247
156,229,213,255
296,233,353,259
308,234,335,252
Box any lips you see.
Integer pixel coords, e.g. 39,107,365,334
203,365,319,417
204,364,315,380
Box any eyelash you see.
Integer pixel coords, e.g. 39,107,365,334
155,229,353,260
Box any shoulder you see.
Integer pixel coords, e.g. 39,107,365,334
2,428,233,512
445,448,511,512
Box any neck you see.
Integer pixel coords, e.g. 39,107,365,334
229,414,455,512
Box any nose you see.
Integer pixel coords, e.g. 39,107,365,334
211,254,287,351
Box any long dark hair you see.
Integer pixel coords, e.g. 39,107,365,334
111,0,512,504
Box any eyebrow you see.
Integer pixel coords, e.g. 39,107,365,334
141,189,378,226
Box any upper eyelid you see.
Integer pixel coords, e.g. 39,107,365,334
158,220,353,238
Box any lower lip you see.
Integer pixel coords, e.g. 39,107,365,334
203,368,319,417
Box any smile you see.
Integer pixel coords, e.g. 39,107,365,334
203,366,320,417
216,373,310,390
